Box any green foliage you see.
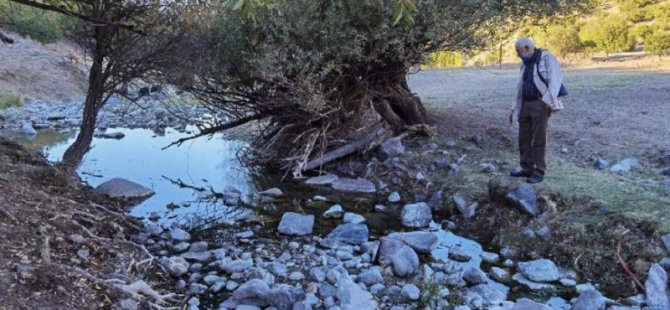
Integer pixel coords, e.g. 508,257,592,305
0,89,20,109
645,30,670,56
174,0,588,170
545,24,583,56
630,23,658,42
424,51,463,69
580,15,634,54
0,0,71,43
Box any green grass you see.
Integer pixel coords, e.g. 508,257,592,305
436,148,670,233
545,157,670,232
0,0,73,44
0,90,21,109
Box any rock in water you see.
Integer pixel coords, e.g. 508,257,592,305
96,131,125,139
95,178,154,199
506,185,539,216
19,122,37,135
331,178,376,194
305,174,339,186
277,213,314,236
400,202,432,228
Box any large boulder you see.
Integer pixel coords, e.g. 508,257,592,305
19,122,37,135
510,298,551,310
400,202,432,228
378,237,404,265
331,178,376,194
165,256,189,277
231,279,271,307
610,157,639,172
662,233,670,253
337,274,377,310
572,289,605,310
388,231,438,254
305,174,339,186
463,284,508,307
169,227,191,242
220,259,254,274
95,178,154,199
379,138,405,160
645,263,670,307
391,246,420,277
321,223,369,248
277,213,314,236
518,259,559,282
266,284,306,310
506,185,539,216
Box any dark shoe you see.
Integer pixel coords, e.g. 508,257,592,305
510,170,532,177
526,174,544,184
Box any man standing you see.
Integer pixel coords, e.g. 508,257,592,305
509,38,564,184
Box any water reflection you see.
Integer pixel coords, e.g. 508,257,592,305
43,126,256,225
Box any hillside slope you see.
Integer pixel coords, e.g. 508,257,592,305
0,29,87,103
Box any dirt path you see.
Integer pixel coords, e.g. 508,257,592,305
409,65,670,168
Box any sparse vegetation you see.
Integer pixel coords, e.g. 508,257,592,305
0,89,20,109
0,0,72,43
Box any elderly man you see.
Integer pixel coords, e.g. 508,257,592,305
509,37,564,184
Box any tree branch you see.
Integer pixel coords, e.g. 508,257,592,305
7,0,144,34
162,113,269,150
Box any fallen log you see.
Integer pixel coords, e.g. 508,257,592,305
296,128,389,176
296,123,433,176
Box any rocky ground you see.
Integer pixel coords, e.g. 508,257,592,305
0,137,175,309
1,41,670,309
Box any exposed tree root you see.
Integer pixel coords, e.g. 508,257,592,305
116,280,179,305
616,240,645,292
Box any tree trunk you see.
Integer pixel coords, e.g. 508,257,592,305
61,93,102,167
61,47,105,167
371,71,429,132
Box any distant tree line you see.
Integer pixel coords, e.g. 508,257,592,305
427,0,670,68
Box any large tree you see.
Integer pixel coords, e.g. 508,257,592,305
6,0,186,167
168,0,593,175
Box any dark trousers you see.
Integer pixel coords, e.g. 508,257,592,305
518,99,550,177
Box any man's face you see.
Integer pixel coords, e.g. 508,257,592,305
516,45,535,58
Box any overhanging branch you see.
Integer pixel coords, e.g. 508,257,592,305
162,113,269,150
7,0,145,34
